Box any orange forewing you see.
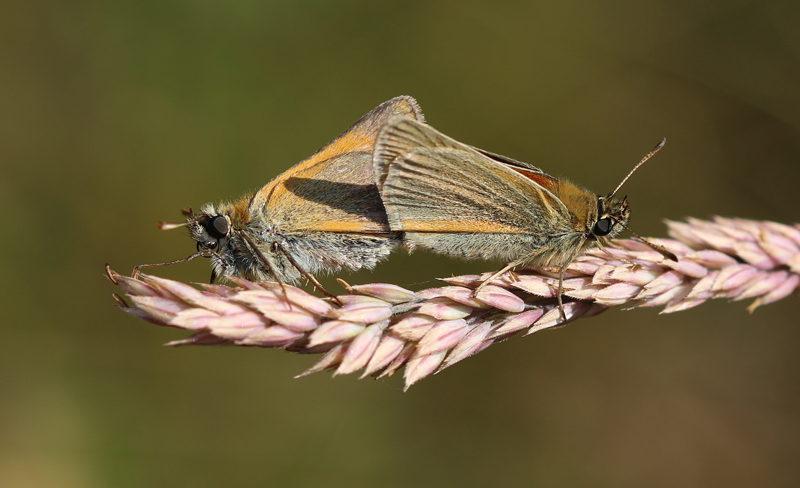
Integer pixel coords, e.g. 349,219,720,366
251,98,423,235
182,97,425,285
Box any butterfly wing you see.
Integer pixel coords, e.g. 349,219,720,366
374,117,574,263
254,96,424,235
242,97,425,277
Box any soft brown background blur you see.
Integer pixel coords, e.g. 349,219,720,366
3,1,800,487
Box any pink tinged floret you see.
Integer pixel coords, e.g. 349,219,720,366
563,276,594,290
510,276,558,297
488,309,545,339
712,265,760,292
662,258,709,279
564,280,608,300
235,292,320,329
595,247,632,260
121,306,169,325
747,274,800,312
391,314,439,341
416,297,472,320
272,292,330,318
607,265,661,286
331,302,393,324
757,231,798,264
643,283,692,309
169,309,228,330
251,308,319,332
335,324,384,376
568,259,603,275
612,237,649,250
237,326,305,347
523,305,561,332
637,271,685,299
686,270,719,299
141,275,208,303
308,320,365,347
113,274,161,297
664,298,709,313
418,286,488,308
648,237,696,254
282,291,333,316
297,344,346,378
403,351,447,391
763,221,800,247
526,302,590,332
477,269,519,287
649,237,695,258
375,343,417,379
226,276,273,291
659,285,701,313
733,270,790,301
335,295,390,305
664,220,700,246
361,334,407,378
189,294,254,316
789,254,800,275
721,270,769,299
474,285,525,312
593,282,643,306
416,319,469,357
707,218,754,240
240,280,334,315
622,250,667,264
129,295,192,325
147,276,252,316
686,228,737,254
345,283,417,304
233,290,292,309
198,283,240,297
733,241,780,269
202,323,265,341
685,250,739,268
441,274,484,287
592,264,621,285
439,323,495,371
166,331,229,346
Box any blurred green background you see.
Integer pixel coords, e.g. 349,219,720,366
3,1,800,487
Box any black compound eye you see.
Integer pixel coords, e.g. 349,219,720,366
593,217,613,237
204,215,229,240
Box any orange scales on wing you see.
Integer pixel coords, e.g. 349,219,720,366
250,119,393,235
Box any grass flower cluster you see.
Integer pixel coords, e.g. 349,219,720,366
109,217,800,390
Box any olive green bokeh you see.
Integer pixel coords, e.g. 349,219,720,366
2,1,800,487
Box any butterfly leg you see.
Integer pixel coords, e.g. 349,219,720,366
277,245,343,305
472,260,524,295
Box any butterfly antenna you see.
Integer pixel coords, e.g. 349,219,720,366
611,218,678,261
131,249,218,279
157,221,188,230
157,207,196,230
609,138,666,199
